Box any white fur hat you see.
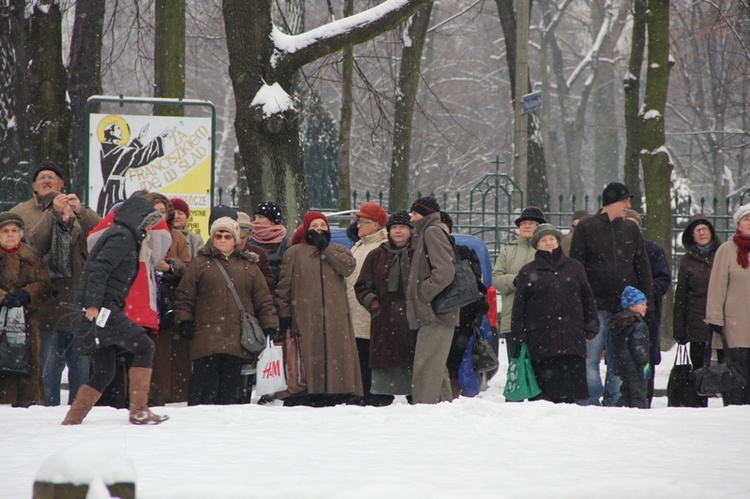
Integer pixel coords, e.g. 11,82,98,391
210,216,240,242
733,203,750,226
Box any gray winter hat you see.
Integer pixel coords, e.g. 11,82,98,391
530,223,563,249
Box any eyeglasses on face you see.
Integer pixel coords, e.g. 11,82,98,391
36,174,60,182
519,221,538,228
357,219,376,226
693,227,710,234
213,232,234,241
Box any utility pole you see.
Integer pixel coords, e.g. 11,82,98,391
513,0,529,209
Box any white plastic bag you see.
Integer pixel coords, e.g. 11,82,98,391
255,337,287,396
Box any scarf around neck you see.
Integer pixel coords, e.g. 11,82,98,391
250,223,287,245
386,243,412,293
732,230,750,269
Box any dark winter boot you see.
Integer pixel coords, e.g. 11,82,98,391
61,385,102,425
128,367,168,425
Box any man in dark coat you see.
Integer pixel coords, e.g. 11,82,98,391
570,182,654,406
625,209,671,406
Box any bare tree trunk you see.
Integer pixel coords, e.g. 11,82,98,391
222,0,432,225
640,0,672,260
388,4,433,212
68,0,105,196
0,0,26,177
27,2,70,172
154,0,186,117
496,0,548,209
623,0,647,212
337,0,354,216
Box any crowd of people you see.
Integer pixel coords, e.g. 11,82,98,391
1,163,749,424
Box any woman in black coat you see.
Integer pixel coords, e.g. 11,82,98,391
510,224,599,404
62,195,168,425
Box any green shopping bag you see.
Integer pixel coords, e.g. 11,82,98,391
502,343,542,401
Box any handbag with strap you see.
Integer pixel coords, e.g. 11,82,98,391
694,331,747,397
458,335,482,397
0,306,31,376
425,231,483,314
44,219,74,279
503,342,542,401
667,344,707,407
212,258,265,355
275,330,307,398
472,326,499,374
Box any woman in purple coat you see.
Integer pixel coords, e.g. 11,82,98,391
510,224,599,404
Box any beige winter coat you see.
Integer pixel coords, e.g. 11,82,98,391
346,228,388,340
705,240,750,349
276,241,363,396
15,196,100,332
492,236,536,334
406,212,459,330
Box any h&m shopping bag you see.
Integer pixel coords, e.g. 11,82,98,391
255,337,287,397
502,343,542,401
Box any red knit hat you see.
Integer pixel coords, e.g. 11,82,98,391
169,197,190,218
291,211,331,245
355,202,387,227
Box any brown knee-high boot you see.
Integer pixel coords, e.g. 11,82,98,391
61,385,102,425
128,367,168,425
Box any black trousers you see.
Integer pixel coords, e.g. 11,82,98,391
356,338,394,407
88,333,155,394
188,354,244,406
617,373,649,409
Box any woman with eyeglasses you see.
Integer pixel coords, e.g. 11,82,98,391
174,217,278,405
491,206,547,361
673,215,722,392
276,211,363,407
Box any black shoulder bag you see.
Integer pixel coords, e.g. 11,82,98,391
425,230,483,314
694,331,747,397
212,258,265,355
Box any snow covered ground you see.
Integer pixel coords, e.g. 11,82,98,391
2,345,749,499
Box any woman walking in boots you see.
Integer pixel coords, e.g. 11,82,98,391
62,195,169,425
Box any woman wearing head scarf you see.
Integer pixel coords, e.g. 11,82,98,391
705,203,750,406
510,224,599,404
62,195,169,424
674,215,722,376
354,210,417,404
0,213,54,407
174,217,278,406
276,211,362,406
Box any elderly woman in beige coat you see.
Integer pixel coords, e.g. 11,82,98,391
492,206,547,360
175,217,278,406
345,202,390,406
277,211,362,407
706,203,750,406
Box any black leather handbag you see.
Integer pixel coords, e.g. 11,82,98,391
426,232,483,314
667,344,707,407
694,332,747,397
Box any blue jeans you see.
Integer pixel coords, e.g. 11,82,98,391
41,329,90,406
586,311,621,406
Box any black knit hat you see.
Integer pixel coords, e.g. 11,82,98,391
253,201,284,225
410,196,440,217
602,182,634,206
514,206,547,227
387,210,414,231
208,205,238,227
32,161,63,182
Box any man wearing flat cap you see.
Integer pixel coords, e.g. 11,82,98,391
570,182,654,406
11,161,101,407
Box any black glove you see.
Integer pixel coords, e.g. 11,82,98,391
1,294,22,308
279,317,292,333
263,327,278,340
178,321,195,340
675,336,688,345
305,230,331,252
708,324,724,335
16,291,30,307
512,276,518,287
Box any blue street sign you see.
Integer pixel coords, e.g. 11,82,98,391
522,91,542,114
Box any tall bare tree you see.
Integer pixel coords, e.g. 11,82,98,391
222,0,432,224
27,1,70,171
337,0,354,216
154,0,186,117
388,4,433,211
68,0,105,195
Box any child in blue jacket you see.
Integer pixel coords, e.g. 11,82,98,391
608,286,651,409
